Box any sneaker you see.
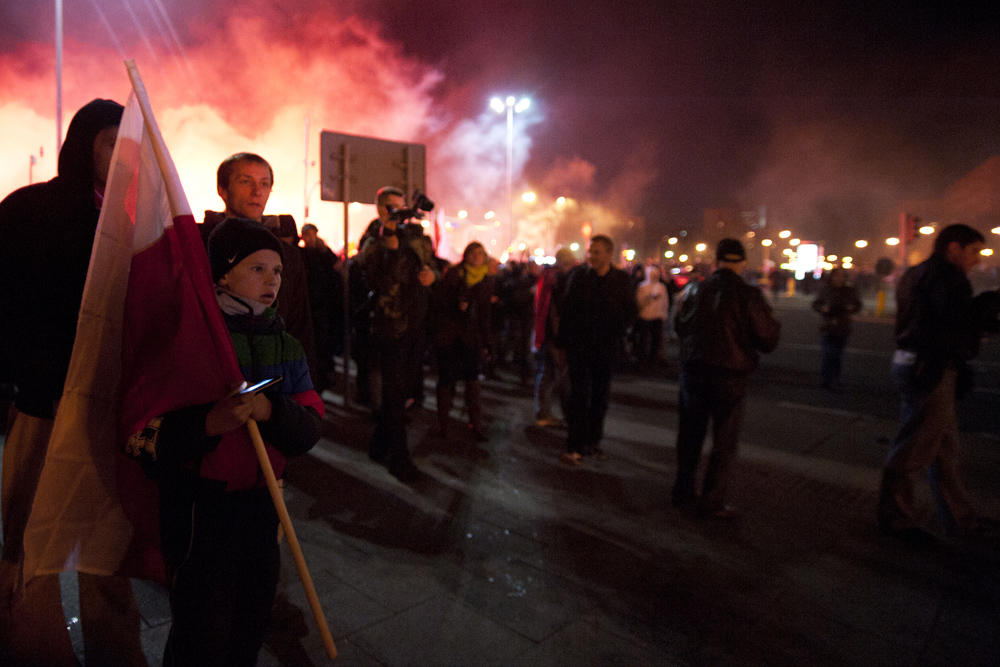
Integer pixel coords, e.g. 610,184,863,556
559,452,583,466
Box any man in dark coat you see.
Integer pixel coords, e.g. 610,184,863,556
672,238,781,518
360,187,437,480
0,99,146,666
878,224,1000,543
557,235,637,465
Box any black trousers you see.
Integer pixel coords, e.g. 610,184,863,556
160,486,280,667
565,347,615,454
368,334,417,468
673,364,747,511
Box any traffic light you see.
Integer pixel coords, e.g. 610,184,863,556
905,215,919,242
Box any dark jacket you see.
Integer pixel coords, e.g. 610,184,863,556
557,265,637,352
812,284,862,337
433,264,495,351
894,254,999,391
675,267,781,373
0,99,124,418
360,228,431,341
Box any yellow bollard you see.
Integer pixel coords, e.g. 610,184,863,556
786,277,795,296
876,289,886,316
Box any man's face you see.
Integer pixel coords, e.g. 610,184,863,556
587,241,612,272
219,160,272,221
377,194,406,226
302,228,319,247
92,126,119,189
218,249,282,306
947,241,984,273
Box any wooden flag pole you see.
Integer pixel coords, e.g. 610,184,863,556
247,419,337,659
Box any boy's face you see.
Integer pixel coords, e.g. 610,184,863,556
218,249,282,306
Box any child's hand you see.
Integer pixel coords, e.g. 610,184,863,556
205,386,256,436
250,393,272,422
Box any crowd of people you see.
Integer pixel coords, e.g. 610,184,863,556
1,99,999,665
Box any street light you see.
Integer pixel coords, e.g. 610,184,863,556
779,230,791,239
886,237,900,246
491,95,531,249
855,240,868,248
695,243,707,252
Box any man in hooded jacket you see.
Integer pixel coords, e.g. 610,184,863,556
0,99,146,666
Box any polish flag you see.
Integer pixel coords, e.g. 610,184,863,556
21,62,243,584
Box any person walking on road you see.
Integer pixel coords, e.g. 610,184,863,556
672,238,781,518
557,235,637,465
812,267,862,390
878,223,1000,543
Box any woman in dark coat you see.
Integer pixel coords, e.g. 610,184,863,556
812,267,862,389
433,242,495,440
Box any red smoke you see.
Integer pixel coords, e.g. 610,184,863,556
0,1,648,261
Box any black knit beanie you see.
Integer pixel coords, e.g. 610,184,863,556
208,217,284,283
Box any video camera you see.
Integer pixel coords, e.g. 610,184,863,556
385,189,434,223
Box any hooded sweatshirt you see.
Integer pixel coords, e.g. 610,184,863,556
0,98,124,418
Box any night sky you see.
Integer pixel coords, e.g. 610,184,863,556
3,0,1000,253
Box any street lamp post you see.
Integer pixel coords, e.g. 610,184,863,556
491,96,530,252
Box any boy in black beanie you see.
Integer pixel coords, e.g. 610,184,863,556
127,217,323,665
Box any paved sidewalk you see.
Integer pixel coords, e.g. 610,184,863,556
76,369,996,666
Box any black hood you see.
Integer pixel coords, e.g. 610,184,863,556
57,98,125,196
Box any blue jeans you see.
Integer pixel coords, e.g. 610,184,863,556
819,333,847,387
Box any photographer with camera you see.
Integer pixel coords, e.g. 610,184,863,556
359,186,437,481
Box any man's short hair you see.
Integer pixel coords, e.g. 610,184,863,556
933,224,985,256
376,186,405,208
590,234,614,252
216,152,273,191
301,223,319,234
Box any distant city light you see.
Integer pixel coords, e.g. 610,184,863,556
679,254,689,262
570,243,580,251
886,237,900,246
624,249,636,261
919,226,935,235
534,248,544,256
779,230,791,239
665,250,674,258
458,210,468,219
789,238,800,246
518,243,527,250
843,261,853,269
695,243,707,252
855,240,868,248
746,231,755,238
485,211,495,219
761,239,773,247
493,221,501,228
992,226,1000,235
556,196,566,205
522,191,536,203
982,248,995,256
668,237,678,245
490,97,506,113
843,256,853,263
783,248,794,256
827,255,838,261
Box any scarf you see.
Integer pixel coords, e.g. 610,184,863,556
465,263,488,287
216,287,270,317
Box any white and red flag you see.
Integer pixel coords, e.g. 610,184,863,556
20,61,243,584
